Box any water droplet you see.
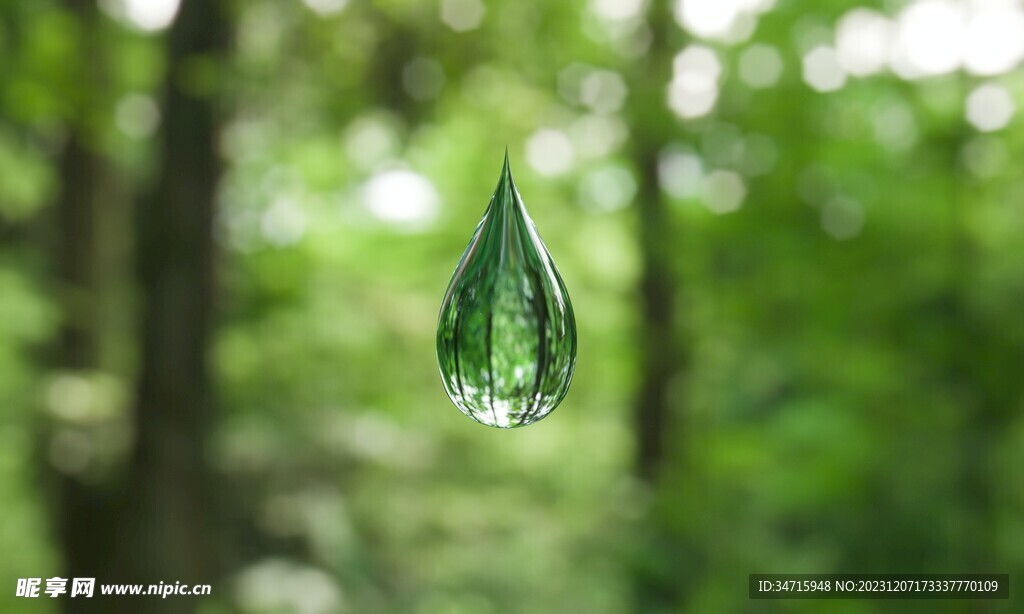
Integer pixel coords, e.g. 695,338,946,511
436,150,577,428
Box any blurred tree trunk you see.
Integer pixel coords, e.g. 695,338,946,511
628,1,683,488
624,4,689,612
55,138,101,370
109,0,229,610
54,123,120,614
367,6,425,123
49,3,122,613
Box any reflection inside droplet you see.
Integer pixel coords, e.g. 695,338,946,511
436,152,577,428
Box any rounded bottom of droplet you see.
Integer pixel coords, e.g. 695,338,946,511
448,396,562,429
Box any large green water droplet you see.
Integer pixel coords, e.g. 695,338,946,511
436,150,577,428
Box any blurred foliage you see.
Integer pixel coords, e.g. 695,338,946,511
1,0,1024,612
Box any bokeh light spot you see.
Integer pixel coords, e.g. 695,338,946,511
821,196,864,240
578,165,637,213
802,45,847,92
964,8,1024,76
363,169,440,227
965,83,1016,132
835,8,892,77
658,146,704,199
591,0,645,22
526,129,575,176
440,0,486,32
580,70,629,115
890,0,965,78
738,43,783,89
115,94,160,139
100,0,180,32
668,45,721,118
873,99,918,151
302,0,349,17
701,170,746,214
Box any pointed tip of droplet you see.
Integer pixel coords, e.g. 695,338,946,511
490,146,517,213
496,146,514,190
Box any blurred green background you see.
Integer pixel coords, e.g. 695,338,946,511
1,0,1023,612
